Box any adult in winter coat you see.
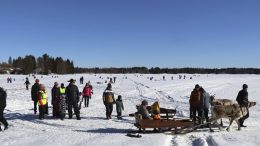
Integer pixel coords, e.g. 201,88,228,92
52,82,60,118
0,87,8,131
31,79,40,114
190,84,201,122
199,87,211,124
236,84,249,127
58,83,66,120
116,95,124,119
82,82,93,107
66,79,81,120
137,100,152,120
103,83,115,119
38,84,48,120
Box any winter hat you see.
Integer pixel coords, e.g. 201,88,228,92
195,84,200,89
68,79,76,83
142,100,148,106
107,83,112,89
243,84,248,89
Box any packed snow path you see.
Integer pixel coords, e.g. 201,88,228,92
0,74,260,146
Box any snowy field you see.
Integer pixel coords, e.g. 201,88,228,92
0,74,260,146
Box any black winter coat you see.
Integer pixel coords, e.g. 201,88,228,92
66,83,80,104
236,89,249,106
0,88,7,110
52,86,60,104
31,83,40,101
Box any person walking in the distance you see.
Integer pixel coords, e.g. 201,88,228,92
103,83,115,120
31,79,40,114
66,79,81,120
82,82,93,107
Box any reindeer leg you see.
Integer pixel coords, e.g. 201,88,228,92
221,119,223,127
209,118,216,132
235,119,241,131
226,118,234,132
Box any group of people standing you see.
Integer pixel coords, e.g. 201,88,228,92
190,84,250,127
31,79,95,120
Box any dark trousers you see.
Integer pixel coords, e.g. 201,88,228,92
192,108,200,122
39,105,46,119
53,101,60,118
105,103,113,118
34,100,38,114
190,106,193,119
68,101,80,118
83,96,91,107
239,107,249,126
204,108,209,122
117,111,122,119
45,103,49,115
0,109,8,129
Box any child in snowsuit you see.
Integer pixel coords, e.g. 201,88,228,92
116,95,124,120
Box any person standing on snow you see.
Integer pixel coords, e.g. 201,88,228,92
25,78,30,90
66,79,81,120
58,83,66,120
38,84,48,120
199,87,210,125
190,84,201,123
103,83,115,119
52,82,60,118
115,95,124,120
0,87,8,131
236,84,250,127
31,79,40,114
82,82,93,107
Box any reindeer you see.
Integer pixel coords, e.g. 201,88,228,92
209,101,256,132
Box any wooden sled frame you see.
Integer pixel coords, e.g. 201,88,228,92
134,114,193,133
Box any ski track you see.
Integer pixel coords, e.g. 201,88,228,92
1,74,260,146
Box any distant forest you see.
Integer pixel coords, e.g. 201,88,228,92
7,54,74,74
75,67,260,74
1,54,260,74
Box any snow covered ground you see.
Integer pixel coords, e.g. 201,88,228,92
0,74,260,146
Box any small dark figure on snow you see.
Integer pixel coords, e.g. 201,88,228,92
80,76,84,84
25,78,30,90
0,87,8,131
31,79,40,114
116,95,124,120
113,77,117,83
236,84,250,127
66,79,81,120
163,76,165,81
103,83,115,119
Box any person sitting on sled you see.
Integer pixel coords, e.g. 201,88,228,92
151,101,161,120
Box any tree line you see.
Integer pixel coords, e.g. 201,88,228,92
10,54,74,74
75,67,260,74
3,55,260,74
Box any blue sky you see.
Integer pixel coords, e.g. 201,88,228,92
0,0,259,68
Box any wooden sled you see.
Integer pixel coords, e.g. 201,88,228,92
134,114,193,133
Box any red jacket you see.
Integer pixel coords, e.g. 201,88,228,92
82,86,92,97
